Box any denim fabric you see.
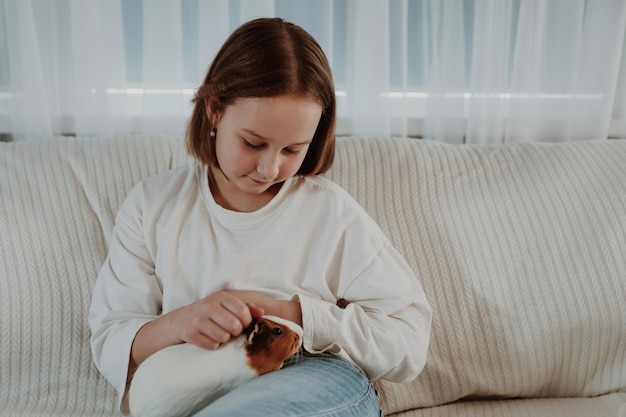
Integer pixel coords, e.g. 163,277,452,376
192,351,382,417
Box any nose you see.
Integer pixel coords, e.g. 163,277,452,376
257,151,280,180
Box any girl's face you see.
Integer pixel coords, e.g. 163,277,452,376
211,94,323,212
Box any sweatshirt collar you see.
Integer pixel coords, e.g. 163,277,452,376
197,163,298,229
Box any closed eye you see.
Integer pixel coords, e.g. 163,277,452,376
283,148,300,155
243,139,263,150
243,139,302,156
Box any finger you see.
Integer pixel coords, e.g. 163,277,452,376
189,330,228,351
199,291,250,329
218,293,255,328
178,312,230,345
247,303,265,319
207,313,243,338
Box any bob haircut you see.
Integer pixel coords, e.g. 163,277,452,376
187,17,336,176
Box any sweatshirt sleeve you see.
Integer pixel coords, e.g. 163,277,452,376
88,184,163,414
297,242,432,383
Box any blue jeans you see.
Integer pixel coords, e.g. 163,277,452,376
192,351,382,417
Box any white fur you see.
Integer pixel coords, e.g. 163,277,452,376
128,337,254,417
261,315,304,339
128,316,302,417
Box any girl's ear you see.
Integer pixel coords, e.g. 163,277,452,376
204,96,221,125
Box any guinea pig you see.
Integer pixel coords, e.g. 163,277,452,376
128,315,303,417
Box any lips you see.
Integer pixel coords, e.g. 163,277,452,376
248,176,272,186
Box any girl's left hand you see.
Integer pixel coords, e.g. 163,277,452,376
224,289,303,327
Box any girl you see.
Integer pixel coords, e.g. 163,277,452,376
89,17,431,417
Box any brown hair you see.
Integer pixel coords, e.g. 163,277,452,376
186,17,336,175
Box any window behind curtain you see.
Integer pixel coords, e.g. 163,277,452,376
0,0,624,140
100,0,626,139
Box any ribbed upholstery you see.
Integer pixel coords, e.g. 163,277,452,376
328,138,626,415
0,135,624,416
0,136,190,416
392,393,626,417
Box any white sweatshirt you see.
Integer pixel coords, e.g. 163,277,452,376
89,162,431,408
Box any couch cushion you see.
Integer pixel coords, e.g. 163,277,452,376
0,135,190,416
324,137,626,413
1,135,624,416
394,392,626,417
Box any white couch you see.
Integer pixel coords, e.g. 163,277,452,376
1,135,625,417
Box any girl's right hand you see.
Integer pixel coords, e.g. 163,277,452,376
168,290,265,350
130,291,264,368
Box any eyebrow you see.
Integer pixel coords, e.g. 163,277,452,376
242,129,311,146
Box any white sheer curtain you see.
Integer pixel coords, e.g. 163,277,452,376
422,0,626,143
1,0,625,143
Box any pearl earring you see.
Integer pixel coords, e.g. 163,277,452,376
210,128,216,138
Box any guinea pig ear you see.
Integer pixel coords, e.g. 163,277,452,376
246,321,261,346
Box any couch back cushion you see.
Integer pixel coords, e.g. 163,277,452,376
326,138,626,414
0,135,624,415
0,135,191,415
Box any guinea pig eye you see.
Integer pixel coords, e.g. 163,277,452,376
272,327,283,336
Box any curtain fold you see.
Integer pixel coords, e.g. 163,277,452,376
423,0,626,143
70,0,126,135
1,0,625,142
3,0,60,139
343,0,390,136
